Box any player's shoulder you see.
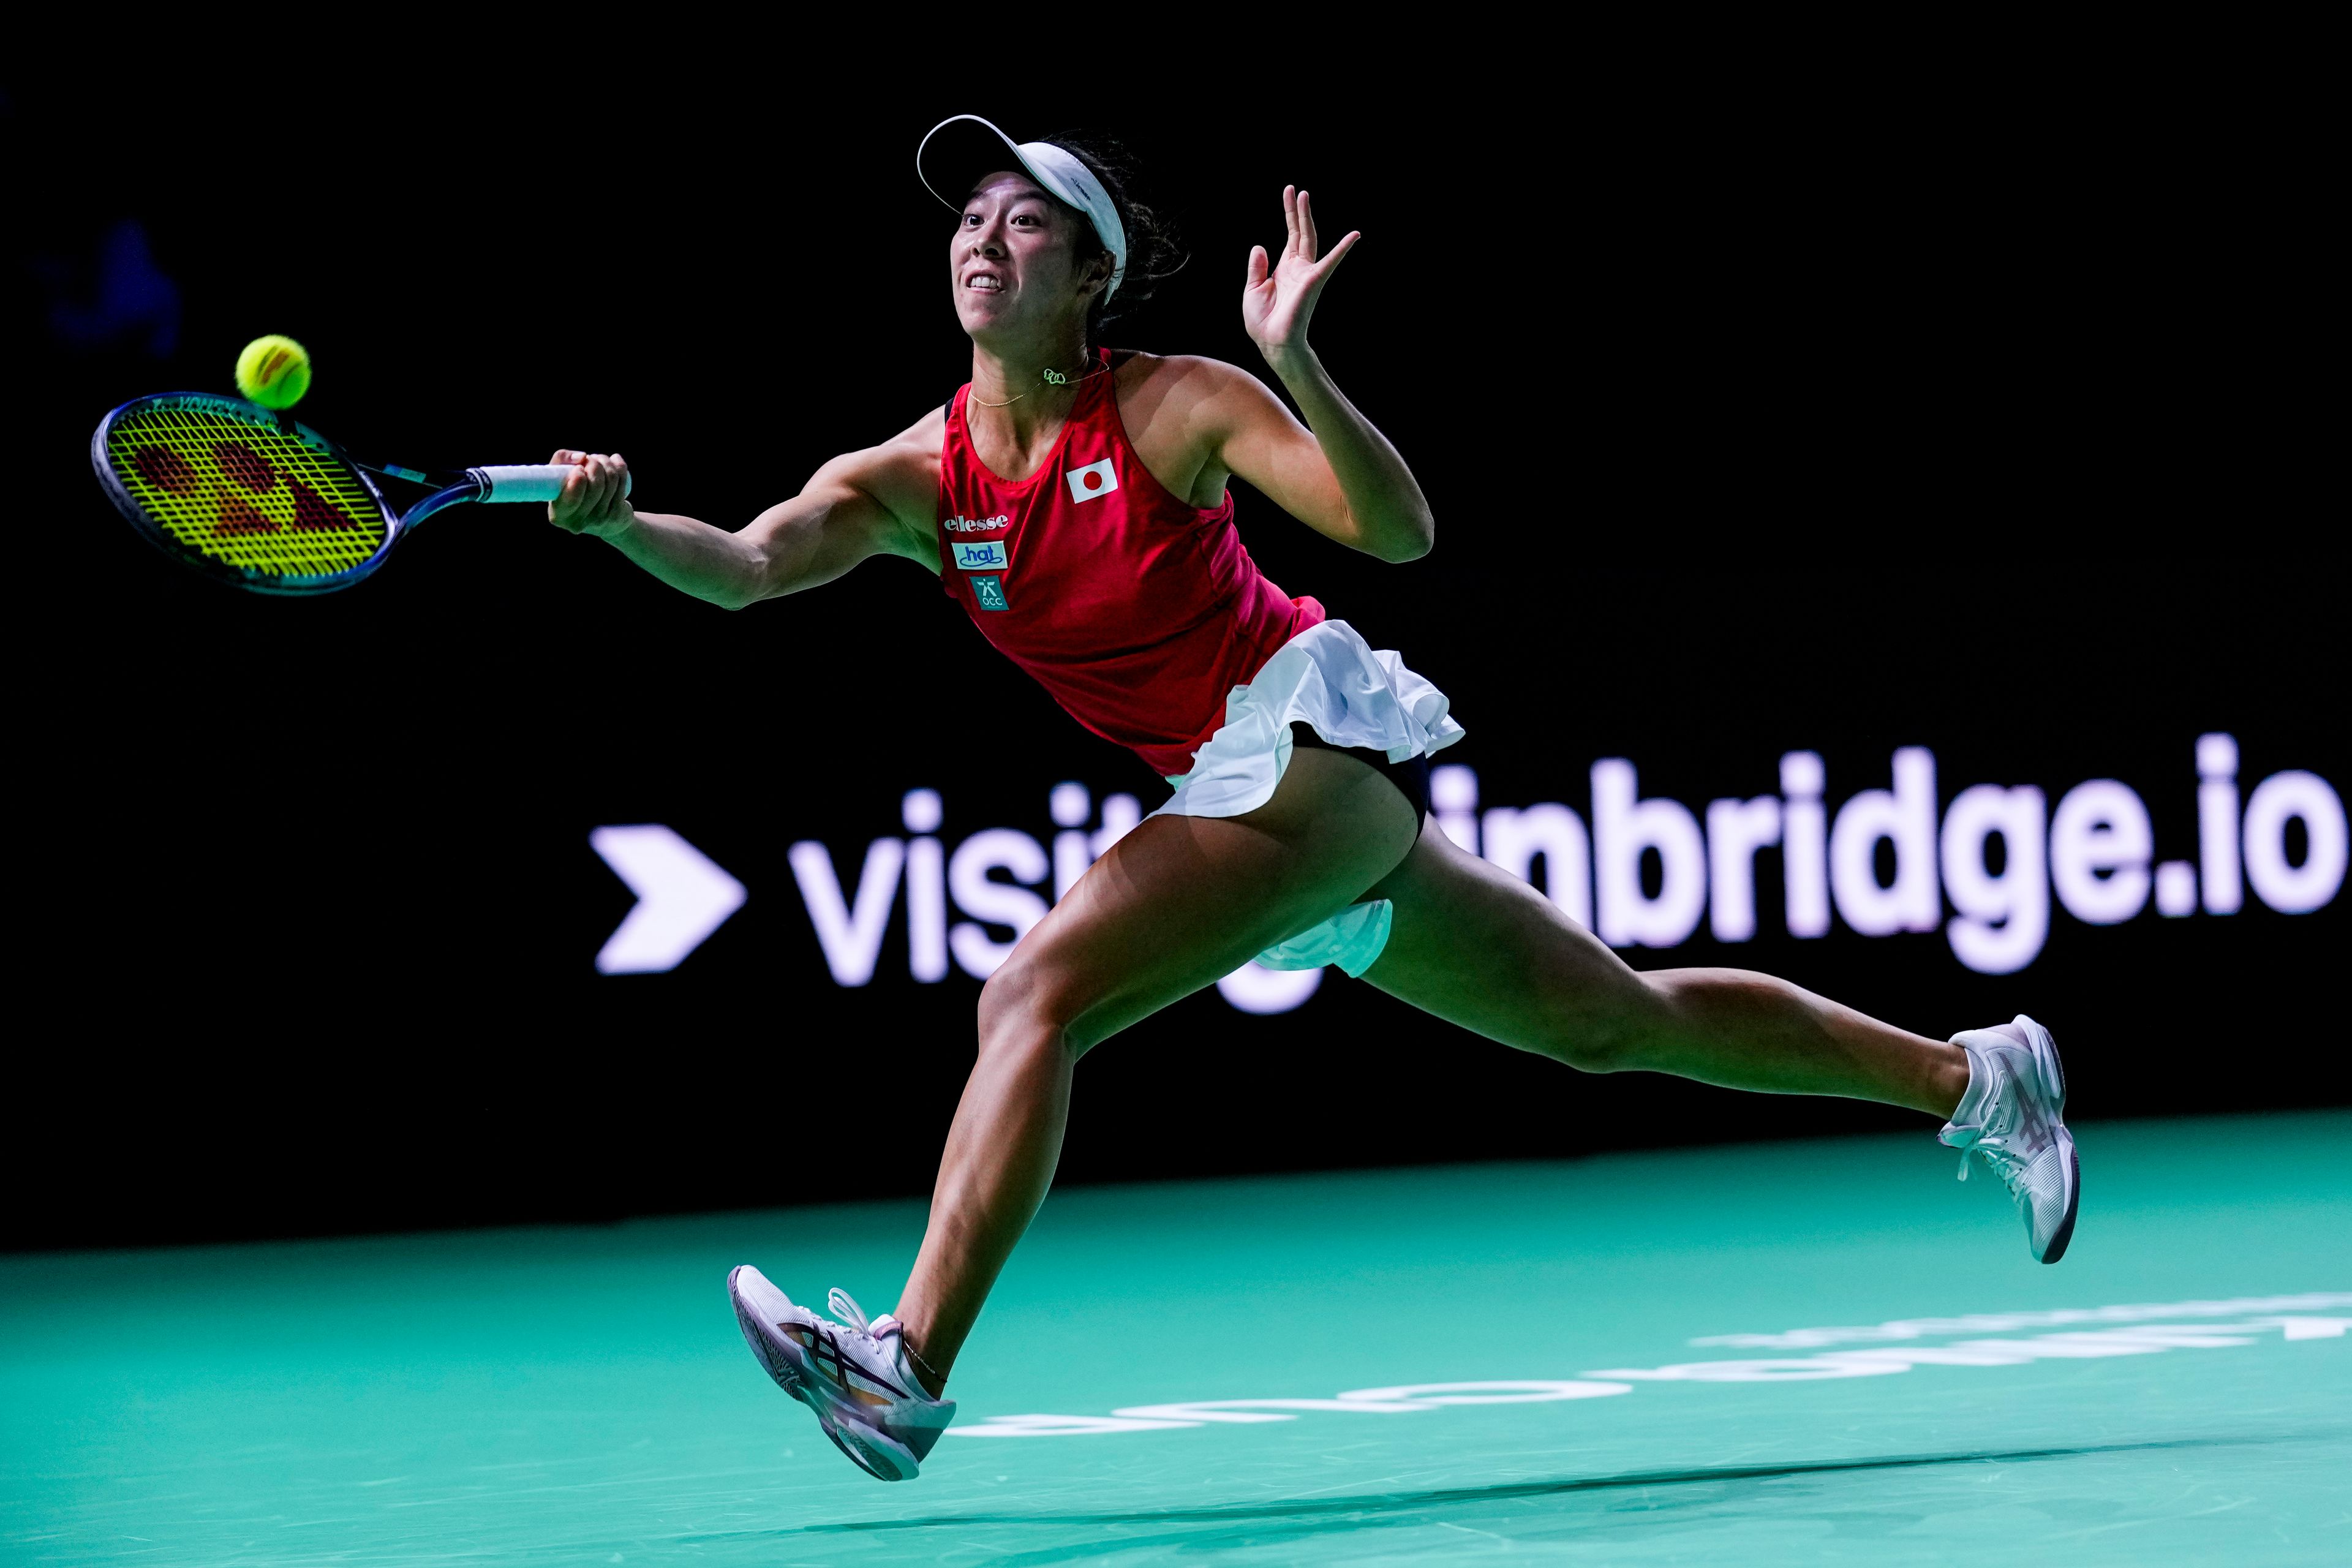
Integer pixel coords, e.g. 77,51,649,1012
883,399,952,459
796,405,944,556
1116,350,1259,396
1113,352,1272,435
817,404,944,486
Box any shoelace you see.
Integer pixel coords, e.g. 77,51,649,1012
821,1288,937,1402
1959,1136,2032,1204
826,1288,875,1336
1954,1061,2034,1210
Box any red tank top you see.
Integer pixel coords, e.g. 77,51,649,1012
936,352,1325,776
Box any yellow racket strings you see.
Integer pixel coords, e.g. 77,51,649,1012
107,406,386,578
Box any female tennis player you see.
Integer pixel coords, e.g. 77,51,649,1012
546,116,2079,1482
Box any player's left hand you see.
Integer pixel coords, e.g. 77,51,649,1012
1242,186,1360,366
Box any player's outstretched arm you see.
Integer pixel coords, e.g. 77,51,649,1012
1216,186,1433,564
546,442,933,610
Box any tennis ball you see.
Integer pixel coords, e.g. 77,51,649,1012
235,334,312,410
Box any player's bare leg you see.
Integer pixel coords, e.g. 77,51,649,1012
892,748,1423,1391
1362,825,1970,1115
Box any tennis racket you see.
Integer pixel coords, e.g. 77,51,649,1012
89,391,628,595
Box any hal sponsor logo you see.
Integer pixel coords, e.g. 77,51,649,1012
954,540,1010,572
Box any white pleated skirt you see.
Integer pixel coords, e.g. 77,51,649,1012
1153,619,1464,976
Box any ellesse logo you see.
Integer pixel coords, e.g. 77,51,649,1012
1065,459,1118,503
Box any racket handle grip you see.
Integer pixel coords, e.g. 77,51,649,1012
467,464,635,503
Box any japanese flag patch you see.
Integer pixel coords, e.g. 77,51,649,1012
1065,458,1118,503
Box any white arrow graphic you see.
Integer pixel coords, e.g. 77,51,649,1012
590,825,747,974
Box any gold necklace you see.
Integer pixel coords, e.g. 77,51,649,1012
970,359,1102,409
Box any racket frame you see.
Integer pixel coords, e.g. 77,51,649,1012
92,393,502,597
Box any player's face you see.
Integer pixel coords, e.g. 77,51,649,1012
952,173,1101,345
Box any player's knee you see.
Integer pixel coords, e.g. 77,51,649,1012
1539,1017,1641,1074
974,952,1079,1065
1528,982,1662,1074
1550,970,1730,1072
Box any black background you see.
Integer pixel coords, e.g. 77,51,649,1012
7,61,2340,1250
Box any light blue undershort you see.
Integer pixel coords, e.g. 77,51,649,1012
1153,619,1463,982
1162,756,1398,979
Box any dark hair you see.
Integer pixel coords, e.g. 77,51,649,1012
1039,130,1187,352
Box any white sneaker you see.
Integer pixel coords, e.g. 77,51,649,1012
727,1265,956,1481
1940,1015,2080,1264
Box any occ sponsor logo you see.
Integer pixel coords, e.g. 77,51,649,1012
954,540,1010,572
1065,459,1118,503
971,575,1009,611
946,514,1010,534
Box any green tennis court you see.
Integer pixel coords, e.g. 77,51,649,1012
6,1112,2346,1565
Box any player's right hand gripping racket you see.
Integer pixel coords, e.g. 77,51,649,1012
90,392,628,595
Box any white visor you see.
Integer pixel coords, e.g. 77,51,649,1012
917,115,1128,301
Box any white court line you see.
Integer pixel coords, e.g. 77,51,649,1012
948,1292,2349,1440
